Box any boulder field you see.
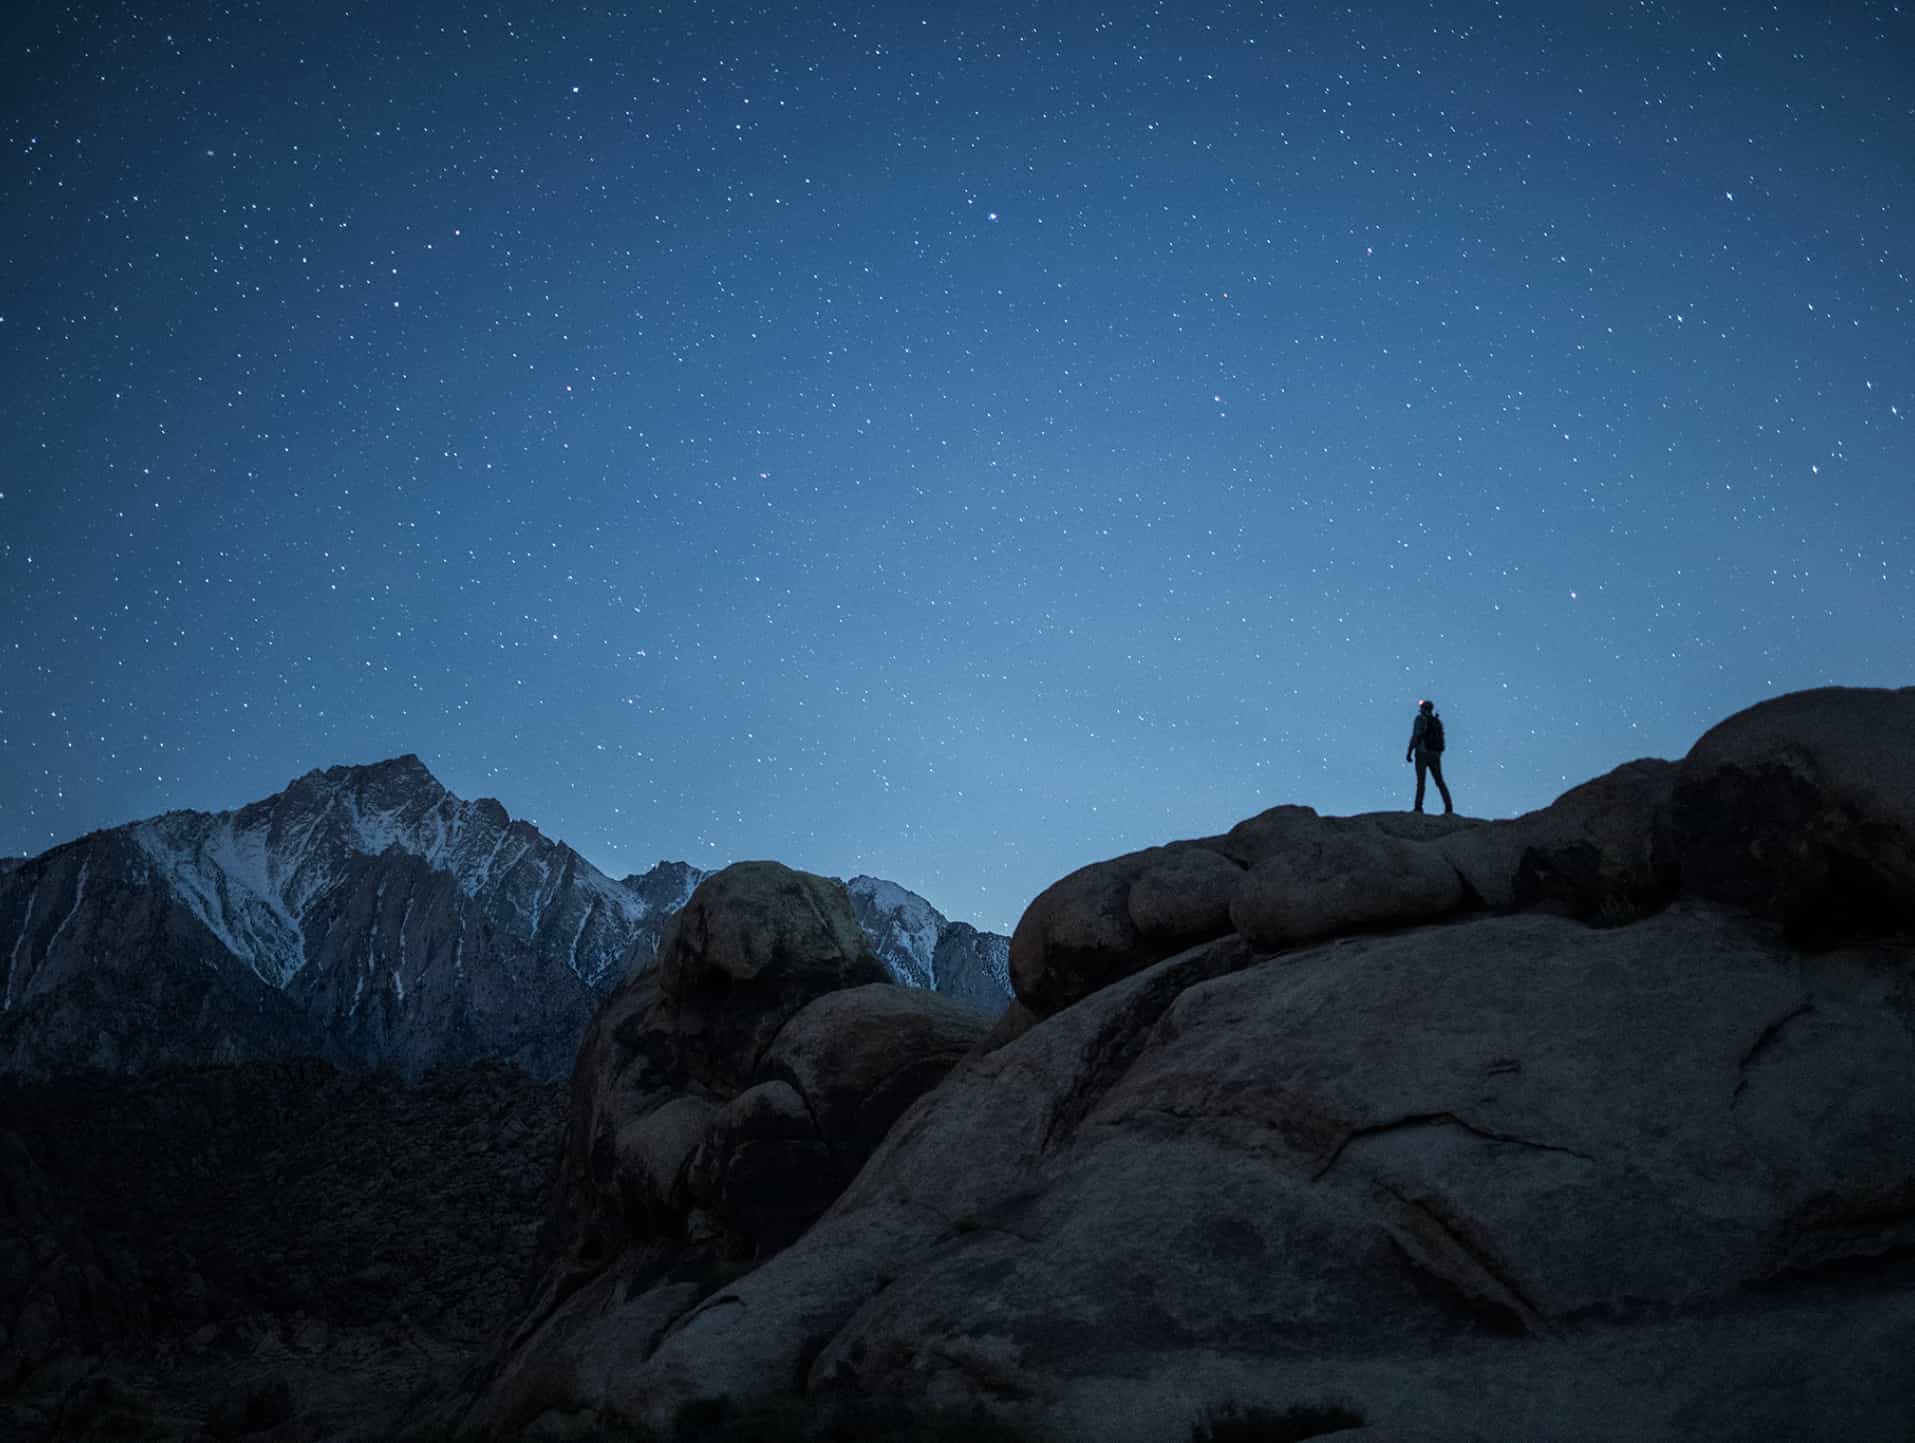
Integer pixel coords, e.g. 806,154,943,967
444,687,1915,1443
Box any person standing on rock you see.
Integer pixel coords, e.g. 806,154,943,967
1406,698,1454,815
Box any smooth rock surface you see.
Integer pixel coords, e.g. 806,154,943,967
1661,684,1915,941
498,903,1915,1442
455,863,987,1439
653,861,888,1096
1440,757,1676,916
761,984,994,1163
1227,812,1464,946
453,687,1915,1442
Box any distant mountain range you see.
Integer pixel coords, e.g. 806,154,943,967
0,757,1009,1081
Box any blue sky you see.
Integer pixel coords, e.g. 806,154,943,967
4,2,1910,931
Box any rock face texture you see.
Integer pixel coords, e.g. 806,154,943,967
927,920,1016,1013
458,686,1915,1442
456,861,990,1438
1008,754,1694,1020
1658,685,1915,942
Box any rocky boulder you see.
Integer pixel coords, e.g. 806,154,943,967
1009,690,1912,1018
470,897,1915,1442
760,984,997,1165
682,1080,837,1256
451,686,1915,1442
1009,834,1254,1018
1439,756,1677,919
1010,805,1481,1018
458,863,990,1438
654,861,887,1096
1659,685,1915,943
1227,810,1464,947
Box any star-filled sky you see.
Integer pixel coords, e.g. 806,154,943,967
4,3,1911,932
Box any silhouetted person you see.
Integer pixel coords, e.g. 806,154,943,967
1406,698,1453,814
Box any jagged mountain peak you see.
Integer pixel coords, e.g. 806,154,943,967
261,753,448,825
311,751,434,783
2,766,1014,1081
113,758,655,998
0,757,684,1078
838,875,1012,1010
845,874,958,994
845,873,939,916
623,860,708,915
276,752,443,803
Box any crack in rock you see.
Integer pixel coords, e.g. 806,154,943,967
1312,1111,1597,1183
1731,999,1815,1106
906,1194,1043,1248
1036,942,1246,1154
1370,1175,1547,1336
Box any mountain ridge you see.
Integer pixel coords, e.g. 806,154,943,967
0,756,1009,1082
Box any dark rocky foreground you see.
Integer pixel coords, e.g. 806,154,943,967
0,1061,563,1442
447,686,1915,1443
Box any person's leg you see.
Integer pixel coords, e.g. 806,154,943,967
1414,755,1428,811
1430,755,1453,814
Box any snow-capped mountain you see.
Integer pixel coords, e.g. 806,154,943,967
845,875,1012,1012
129,755,651,992
0,759,1009,1082
0,759,694,1080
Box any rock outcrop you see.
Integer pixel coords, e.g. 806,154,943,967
1009,753,1689,1019
457,686,1915,1443
1658,685,1915,943
458,862,989,1438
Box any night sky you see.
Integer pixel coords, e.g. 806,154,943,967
4,3,1911,933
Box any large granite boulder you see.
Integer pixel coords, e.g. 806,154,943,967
450,688,1915,1442
1659,685,1915,942
681,1080,837,1256
1227,811,1464,947
1010,806,1480,1017
1439,757,1678,918
1011,689,1911,1021
760,984,996,1165
465,897,1915,1441
457,863,990,1439
654,860,886,1096
1009,840,1245,1018
535,862,891,1274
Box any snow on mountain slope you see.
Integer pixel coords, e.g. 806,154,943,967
0,759,1010,1080
845,874,944,988
125,756,651,991
623,860,708,917
845,874,1012,1009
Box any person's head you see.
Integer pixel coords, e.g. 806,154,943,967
1419,698,1434,714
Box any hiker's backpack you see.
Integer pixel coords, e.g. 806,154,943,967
1424,713,1445,753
